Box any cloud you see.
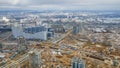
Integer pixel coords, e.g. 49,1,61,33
0,0,120,10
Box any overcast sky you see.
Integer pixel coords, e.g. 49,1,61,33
0,0,120,10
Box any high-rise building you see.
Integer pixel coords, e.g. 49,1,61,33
51,24,65,33
17,36,27,52
71,57,85,68
72,22,84,35
29,50,41,68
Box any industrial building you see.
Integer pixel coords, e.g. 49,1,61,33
12,25,54,40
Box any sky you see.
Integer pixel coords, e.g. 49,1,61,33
0,0,120,10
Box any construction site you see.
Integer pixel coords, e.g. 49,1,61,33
0,27,120,68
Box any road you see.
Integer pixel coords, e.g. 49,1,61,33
0,32,12,42
53,29,72,44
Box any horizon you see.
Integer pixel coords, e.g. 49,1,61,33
0,0,120,10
